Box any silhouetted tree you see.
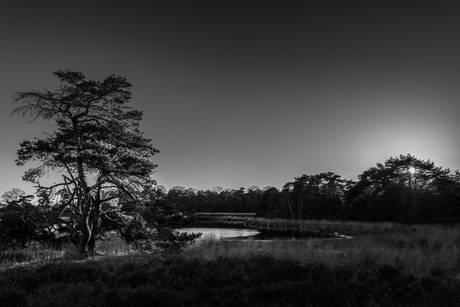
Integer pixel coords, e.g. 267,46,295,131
10,70,193,256
309,172,346,217
1,188,26,204
256,187,285,217
282,172,345,219
0,195,41,249
344,154,455,222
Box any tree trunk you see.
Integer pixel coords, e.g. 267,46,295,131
88,236,96,255
87,211,101,256
286,195,295,220
77,195,95,257
77,195,102,257
77,222,97,257
298,194,303,221
78,210,91,257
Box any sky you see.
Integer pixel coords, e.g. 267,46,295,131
1,2,459,195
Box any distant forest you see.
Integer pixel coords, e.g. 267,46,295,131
156,154,460,224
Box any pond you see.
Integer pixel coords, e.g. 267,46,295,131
178,227,260,242
178,226,342,242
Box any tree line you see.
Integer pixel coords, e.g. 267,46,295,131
153,154,460,223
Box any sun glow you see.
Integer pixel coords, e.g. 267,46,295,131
408,166,416,174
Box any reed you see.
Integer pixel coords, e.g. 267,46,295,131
247,217,423,235
1,220,459,275
186,220,460,274
96,231,134,256
0,245,69,270
0,232,137,270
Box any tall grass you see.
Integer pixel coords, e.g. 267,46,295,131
0,232,136,270
96,231,134,256
1,219,459,274
1,220,459,306
246,217,431,235
187,219,460,274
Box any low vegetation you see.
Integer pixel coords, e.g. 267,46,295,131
192,219,460,273
1,255,459,306
1,220,459,306
1,253,460,307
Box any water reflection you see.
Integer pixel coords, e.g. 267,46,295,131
178,226,351,242
178,227,259,241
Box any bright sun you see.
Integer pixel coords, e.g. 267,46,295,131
408,167,416,174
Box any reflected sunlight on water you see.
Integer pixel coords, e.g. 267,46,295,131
177,227,259,241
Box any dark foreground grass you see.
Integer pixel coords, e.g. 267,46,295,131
1,253,459,307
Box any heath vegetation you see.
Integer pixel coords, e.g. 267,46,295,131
1,219,460,306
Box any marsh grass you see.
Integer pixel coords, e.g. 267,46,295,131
187,219,460,274
96,231,134,256
1,220,459,274
0,232,136,270
1,220,460,306
0,246,68,270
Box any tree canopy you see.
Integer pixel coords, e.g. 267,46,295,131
1,188,26,205
281,172,347,220
343,154,459,221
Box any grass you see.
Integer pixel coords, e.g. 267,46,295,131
190,232,459,274
0,246,68,270
0,232,135,270
1,252,459,306
1,219,460,306
196,219,460,273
